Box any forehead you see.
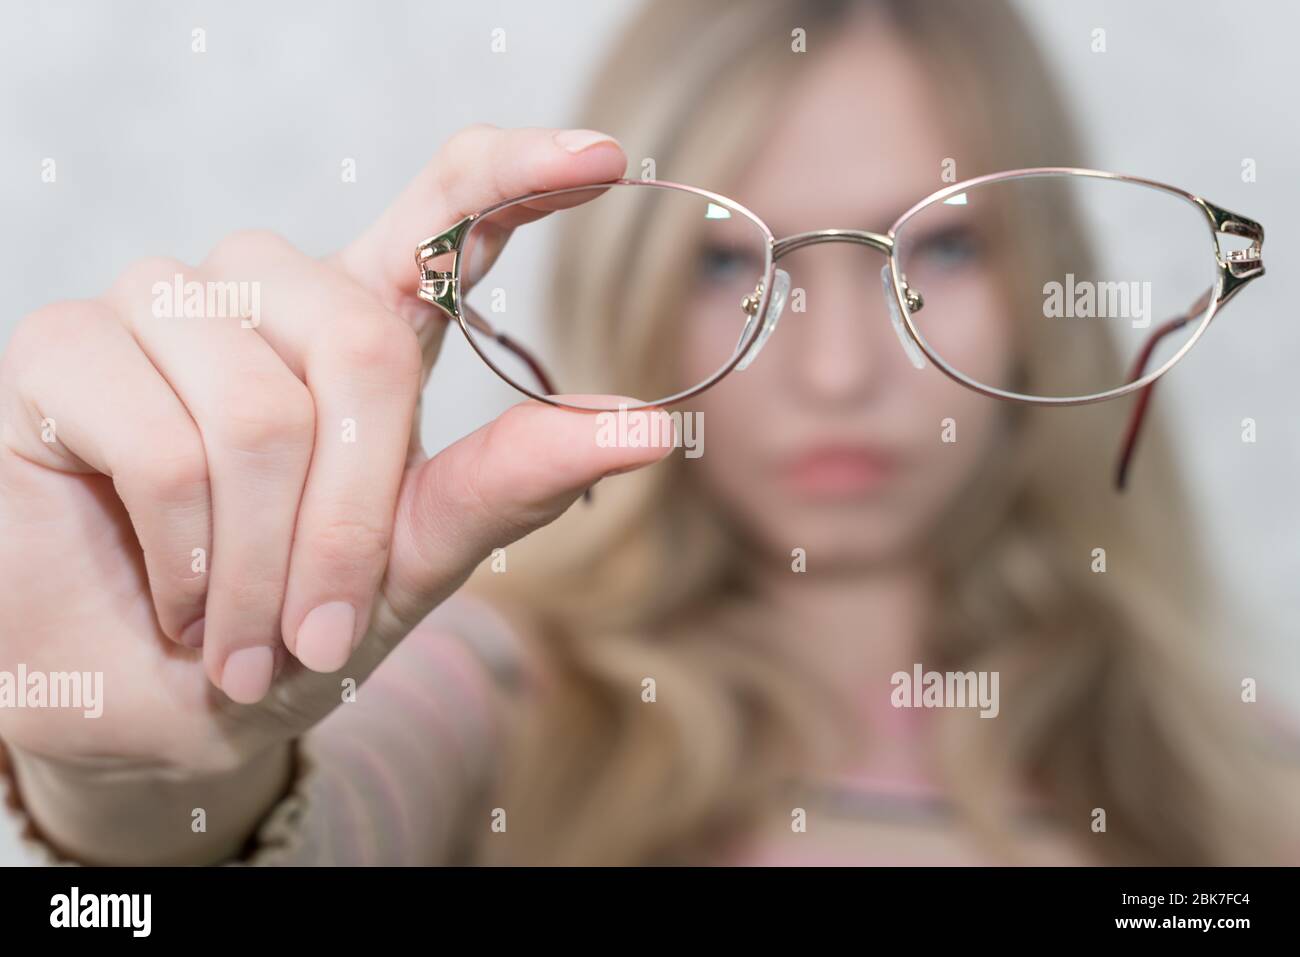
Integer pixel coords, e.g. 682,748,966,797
730,12,954,235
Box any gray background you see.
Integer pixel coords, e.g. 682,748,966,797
2,0,1296,690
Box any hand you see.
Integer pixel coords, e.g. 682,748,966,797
0,125,669,861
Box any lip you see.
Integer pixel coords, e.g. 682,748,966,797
779,444,901,499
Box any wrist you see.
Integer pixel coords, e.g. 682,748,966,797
1,739,295,865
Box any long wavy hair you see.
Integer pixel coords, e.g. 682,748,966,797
466,0,1294,865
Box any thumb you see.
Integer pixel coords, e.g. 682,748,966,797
375,396,675,635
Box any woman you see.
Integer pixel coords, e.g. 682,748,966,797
0,0,1292,865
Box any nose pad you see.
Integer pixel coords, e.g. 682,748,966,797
735,268,790,371
881,265,926,370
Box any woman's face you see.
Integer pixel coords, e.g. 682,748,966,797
680,17,1013,568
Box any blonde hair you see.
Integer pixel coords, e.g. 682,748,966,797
468,0,1294,865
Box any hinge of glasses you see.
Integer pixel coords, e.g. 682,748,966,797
414,216,472,314
1222,244,1263,274
1203,201,1264,303
1216,227,1264,304
416,267,456,312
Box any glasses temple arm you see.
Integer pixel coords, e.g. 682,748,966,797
1113,286,1214,490
458,301,561,396
458,300,594,504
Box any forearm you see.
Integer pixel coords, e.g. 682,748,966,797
2,739,294,866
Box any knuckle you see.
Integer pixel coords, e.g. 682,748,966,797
433,124,498,199
169,570,210,606
444,123,498,155
8,300,111,359
204,228,291,272
320,316,422,381
219,577,287,618
150,563,209,615
214,378,316,453
121,434,210,504
109,256,192,300
309,515,393,571
448,432,537,540
2,301,114,393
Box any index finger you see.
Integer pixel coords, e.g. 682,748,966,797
334,125,626,324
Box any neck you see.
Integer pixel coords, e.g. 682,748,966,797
749,554,932,725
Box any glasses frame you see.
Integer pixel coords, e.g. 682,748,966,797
415,169,1264,490
418,181,777,410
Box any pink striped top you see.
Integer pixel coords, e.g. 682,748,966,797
0,593,1114,866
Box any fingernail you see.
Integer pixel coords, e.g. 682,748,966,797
554,129,620,154
221,646,274,704
179,617,206,648
295,601,357,673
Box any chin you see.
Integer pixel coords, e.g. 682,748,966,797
747,506,924,571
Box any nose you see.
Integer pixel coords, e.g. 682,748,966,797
785,247,894,403
759,229,929,388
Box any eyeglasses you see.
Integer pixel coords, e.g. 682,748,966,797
414,169,1264,490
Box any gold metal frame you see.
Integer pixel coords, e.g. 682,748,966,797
418,180,777,409
414,169,1265,489
883,167,1263,407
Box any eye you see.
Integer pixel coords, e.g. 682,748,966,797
695,242,762,287
908,224,984,271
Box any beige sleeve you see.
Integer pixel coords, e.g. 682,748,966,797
0,592,524,866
